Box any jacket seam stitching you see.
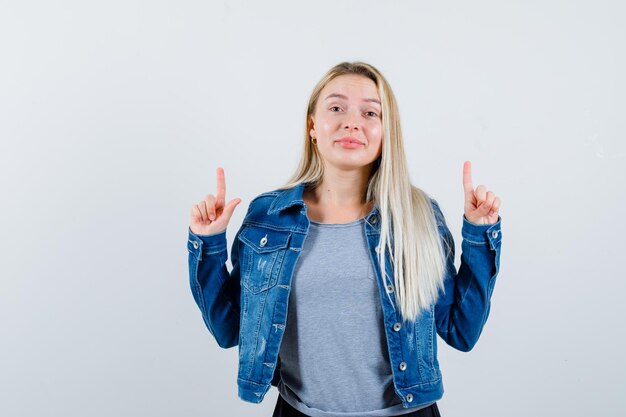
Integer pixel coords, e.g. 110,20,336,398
243,221,305,234
400,377,442,389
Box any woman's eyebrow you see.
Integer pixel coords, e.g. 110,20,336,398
324,93,381,105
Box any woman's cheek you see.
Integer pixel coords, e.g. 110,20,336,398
369,126,381,142
320,120,332,134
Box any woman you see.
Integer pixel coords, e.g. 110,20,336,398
187,62,502,416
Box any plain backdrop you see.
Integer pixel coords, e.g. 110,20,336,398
1,1,625,416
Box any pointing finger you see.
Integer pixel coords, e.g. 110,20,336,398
216,167,226,205
463,161,474,201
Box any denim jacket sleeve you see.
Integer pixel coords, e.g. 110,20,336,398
187,223,243,349
432,199,502,352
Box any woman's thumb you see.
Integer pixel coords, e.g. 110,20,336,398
222,198,242,221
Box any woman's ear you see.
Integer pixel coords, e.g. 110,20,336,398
308,116,316,138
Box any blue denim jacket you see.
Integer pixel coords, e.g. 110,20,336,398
187,182,502,410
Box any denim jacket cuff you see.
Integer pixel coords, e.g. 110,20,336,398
187,227,227,261
461,215,502,250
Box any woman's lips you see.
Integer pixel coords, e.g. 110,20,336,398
335,137,364,149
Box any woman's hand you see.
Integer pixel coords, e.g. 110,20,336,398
462,161,501,225
190,167,242,235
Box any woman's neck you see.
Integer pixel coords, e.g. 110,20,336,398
303,170,373,223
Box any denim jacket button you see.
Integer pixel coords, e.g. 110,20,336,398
399,362,407,371
192,241,199,249
491,230,499,238
386,284,394,293
393,323,401,332
370,215,378,224
260,235,268,247
406,393,413,402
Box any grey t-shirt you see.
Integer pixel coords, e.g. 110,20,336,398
277,218,433,416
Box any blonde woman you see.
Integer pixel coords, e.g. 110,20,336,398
187,62,503,417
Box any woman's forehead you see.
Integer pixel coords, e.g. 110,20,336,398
321,74,380,102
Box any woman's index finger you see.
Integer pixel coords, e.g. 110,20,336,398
216,167,226,200
463,161,474,195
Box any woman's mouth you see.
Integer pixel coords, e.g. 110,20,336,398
335,137,364,149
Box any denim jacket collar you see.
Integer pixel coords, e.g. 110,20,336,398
267,182,381,225
267,183,307,215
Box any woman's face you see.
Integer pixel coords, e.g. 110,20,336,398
310,74,383,173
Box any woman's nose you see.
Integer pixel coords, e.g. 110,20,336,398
343,110,360,131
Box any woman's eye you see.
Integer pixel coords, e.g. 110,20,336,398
366,111,379,117
330,106,342,112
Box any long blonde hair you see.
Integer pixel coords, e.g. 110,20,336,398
281,61,447,323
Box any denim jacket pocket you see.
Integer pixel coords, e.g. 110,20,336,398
239,225,292,294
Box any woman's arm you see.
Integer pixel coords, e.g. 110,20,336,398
433,200,502,352
187,167,243,349
187,226,243,349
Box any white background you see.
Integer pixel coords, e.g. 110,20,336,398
1,1,625,416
